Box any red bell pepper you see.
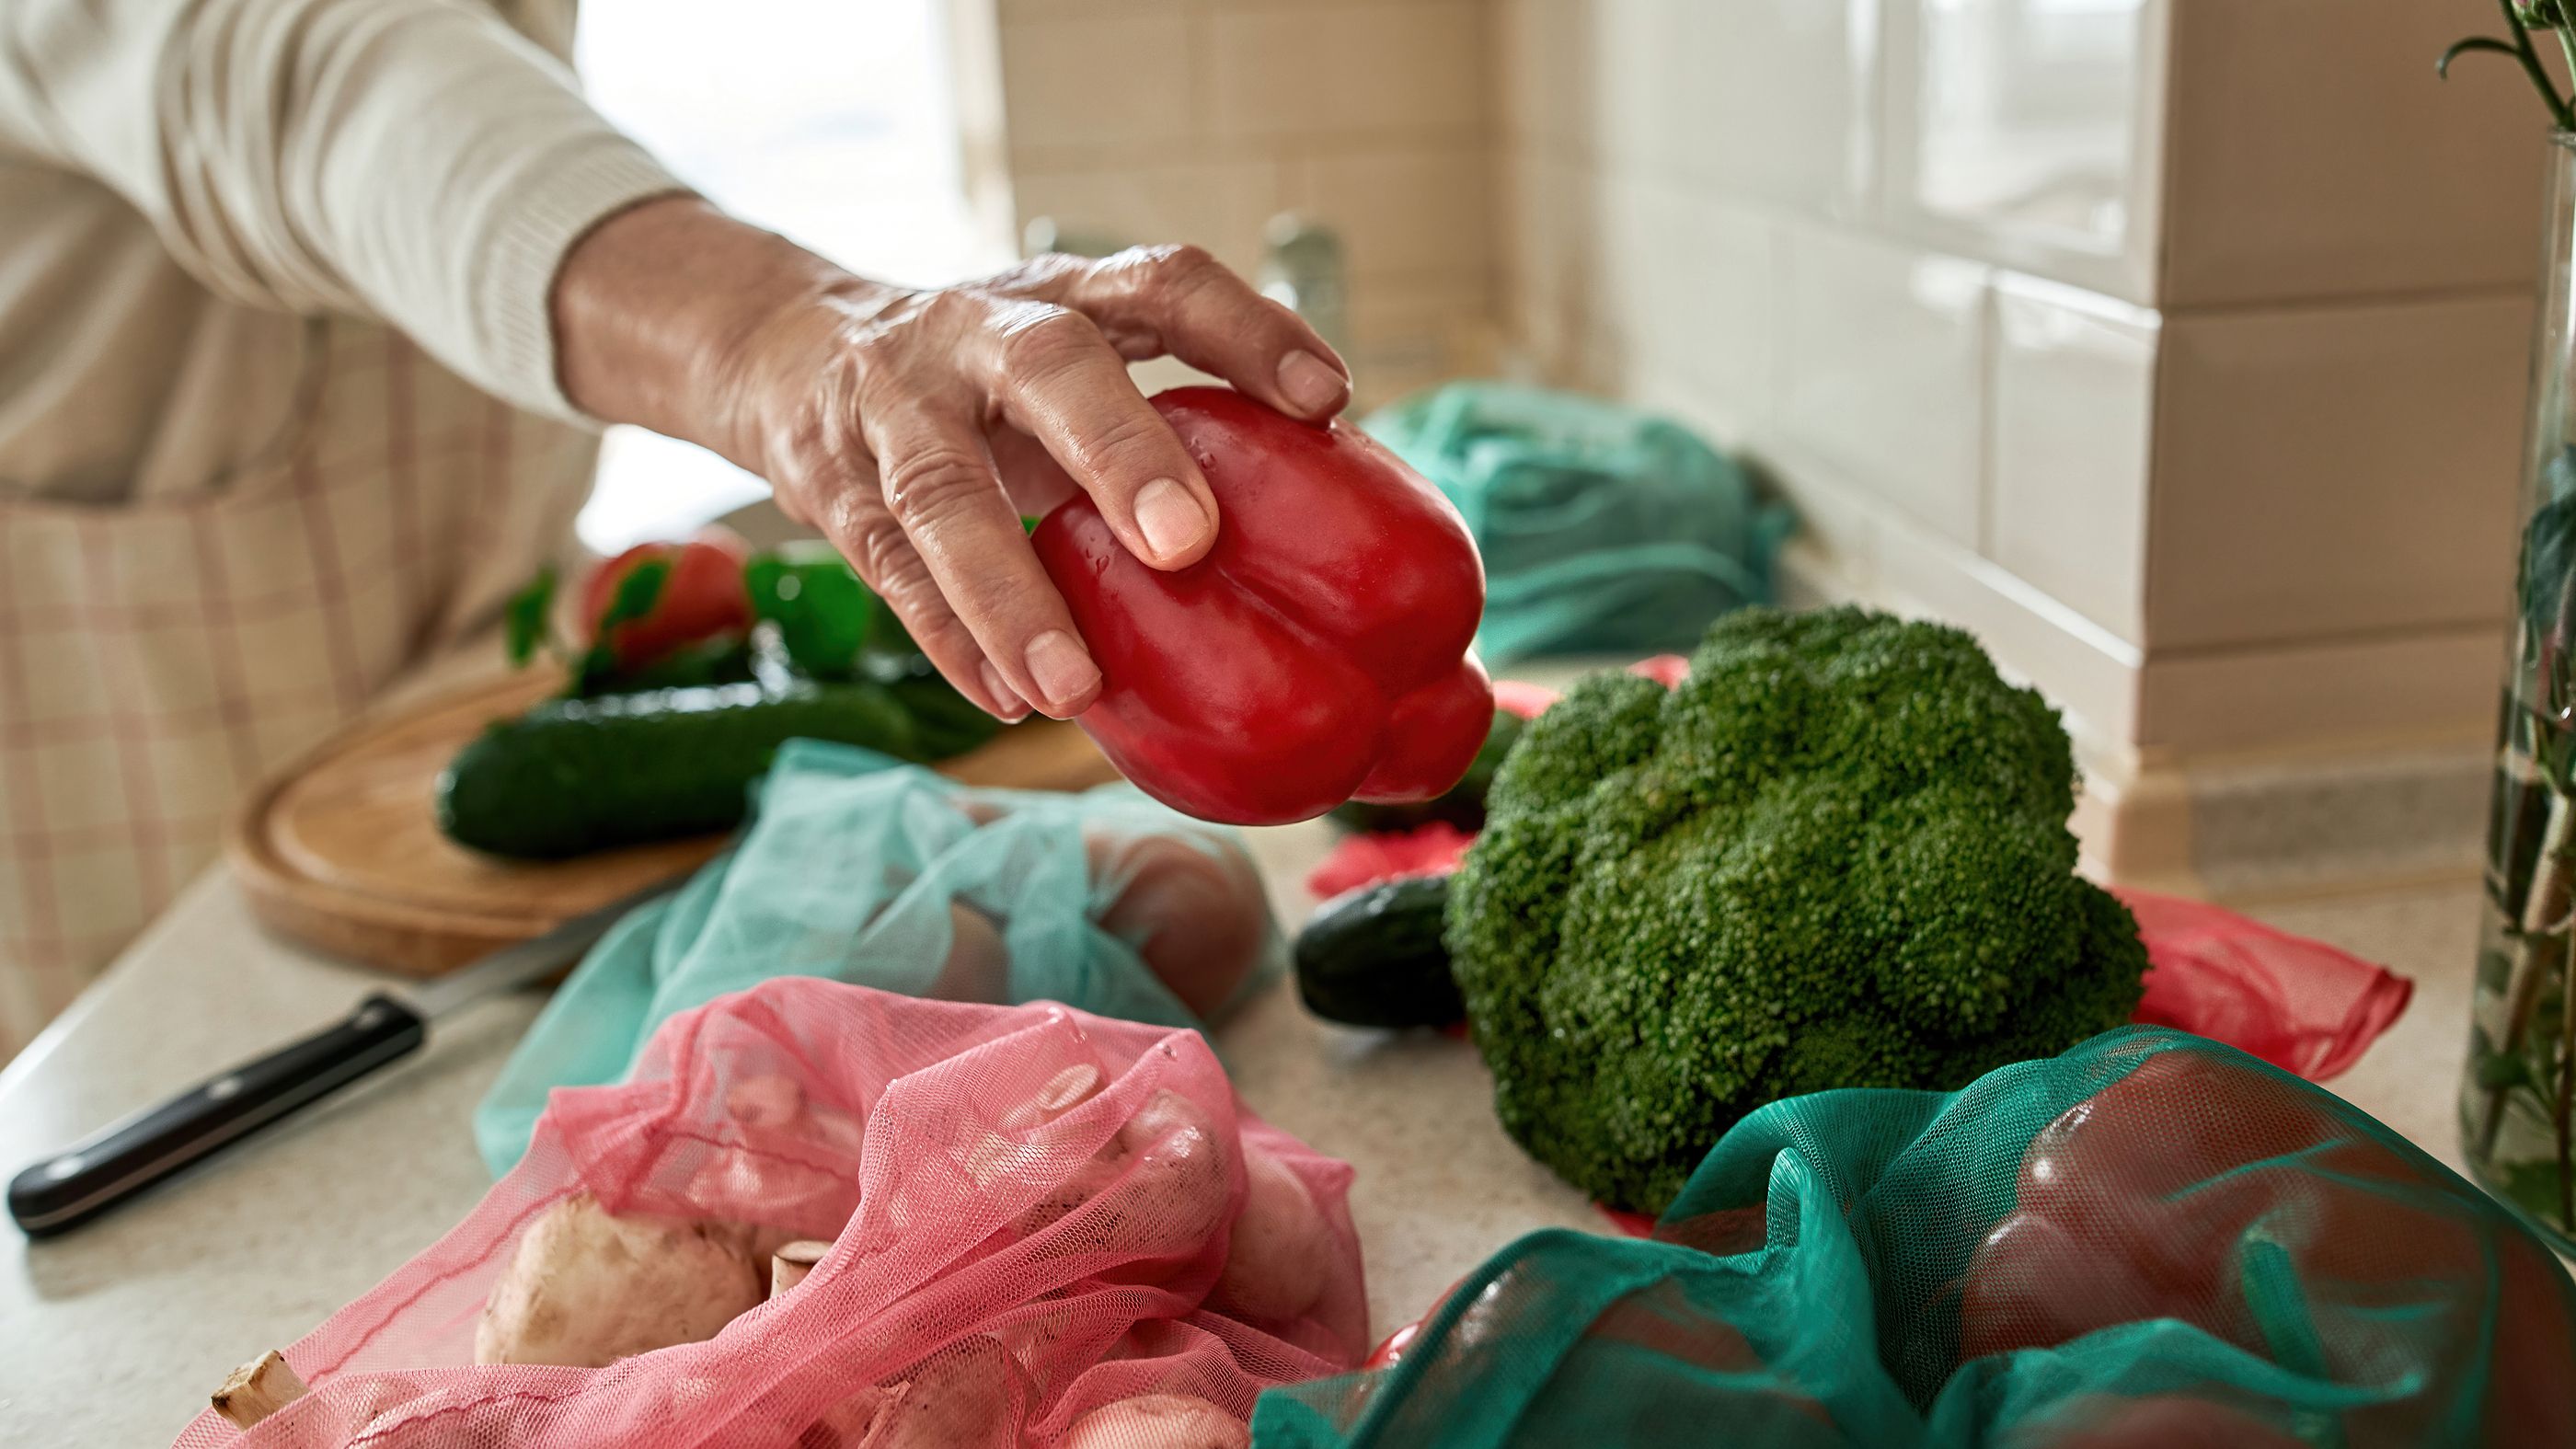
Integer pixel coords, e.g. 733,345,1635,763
1030,386,1491,825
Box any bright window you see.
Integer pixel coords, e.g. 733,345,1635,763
571,0,1015,554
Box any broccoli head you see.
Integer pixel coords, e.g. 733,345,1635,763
1446,605,2147,1213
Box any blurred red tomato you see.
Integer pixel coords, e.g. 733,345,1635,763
2010,1396,2309,1449
581,525,754,670
1959,1047,2576,1446
1365,1275,1471,1371
1362,1317,1422,1373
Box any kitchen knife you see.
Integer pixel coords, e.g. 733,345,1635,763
8,880,681,1238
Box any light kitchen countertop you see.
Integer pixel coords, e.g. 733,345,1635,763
0,781,2492,1445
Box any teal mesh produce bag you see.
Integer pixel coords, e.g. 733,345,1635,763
475,739,1282,1176
1364,383,1792,665
1253,1028,2576,1447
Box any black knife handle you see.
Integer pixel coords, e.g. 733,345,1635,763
9,993,426,1237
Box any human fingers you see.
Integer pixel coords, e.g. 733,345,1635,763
859,399,1103,718
978,296,1220,570
1068,244,1351,421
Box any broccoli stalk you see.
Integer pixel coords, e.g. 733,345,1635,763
1445,606,2148,1214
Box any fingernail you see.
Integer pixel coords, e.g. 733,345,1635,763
1132,477,1211,562
1276,350,1349,418
978,661,1030,721
1023,630,1102,716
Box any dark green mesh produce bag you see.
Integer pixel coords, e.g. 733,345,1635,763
1253,1029,2576,1447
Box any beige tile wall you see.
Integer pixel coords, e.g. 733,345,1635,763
2146,295,2532,653
978,0,2547,882
990,0,1499,405
2161,0,2546,308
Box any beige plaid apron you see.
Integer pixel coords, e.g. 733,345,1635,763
0,316,594,1055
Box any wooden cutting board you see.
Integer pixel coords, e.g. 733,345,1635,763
224,669,1120,975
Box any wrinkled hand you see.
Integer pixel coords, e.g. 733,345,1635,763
740,247,1350,720
556,198,1351,720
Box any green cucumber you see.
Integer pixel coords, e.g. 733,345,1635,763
1294,874,1464,1029
581,637,756,696
1328,708,1524,835
437,679,926,859
868,653,1006,761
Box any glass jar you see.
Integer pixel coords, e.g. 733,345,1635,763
2464,131,2576,1250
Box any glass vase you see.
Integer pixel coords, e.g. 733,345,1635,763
2465,132,2576,1249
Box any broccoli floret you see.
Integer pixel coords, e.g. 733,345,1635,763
1446,605,2148,1213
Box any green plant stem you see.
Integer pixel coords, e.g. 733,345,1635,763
2552,21,2576,109
2485,788,2576,1155
2559,932,2576,1228
2501,0,2576,128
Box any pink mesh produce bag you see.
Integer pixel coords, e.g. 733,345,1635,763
176,980,1367,1449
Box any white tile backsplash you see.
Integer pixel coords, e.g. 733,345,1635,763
1780,227,1990,547
1584,0,1670,180
1749,443,1890,595
1850,469,2146,744
1613,0,1869,216
1882,0,2167,304
1987,274,2159,645
1593,178,1778,439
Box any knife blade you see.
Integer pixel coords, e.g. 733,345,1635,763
7,878,683,1238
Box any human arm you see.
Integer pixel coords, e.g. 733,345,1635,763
0,0,1355,719
548,195,1352,719
0,0,683,420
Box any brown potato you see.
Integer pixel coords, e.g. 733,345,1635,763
867,1337,1026,1448
1088,831,1271,1018
1012,1090,1233,1262
948,792,1272,1019
1213,1146,1328,1323
473,1191,764,1368
1060,1394,1248,1449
